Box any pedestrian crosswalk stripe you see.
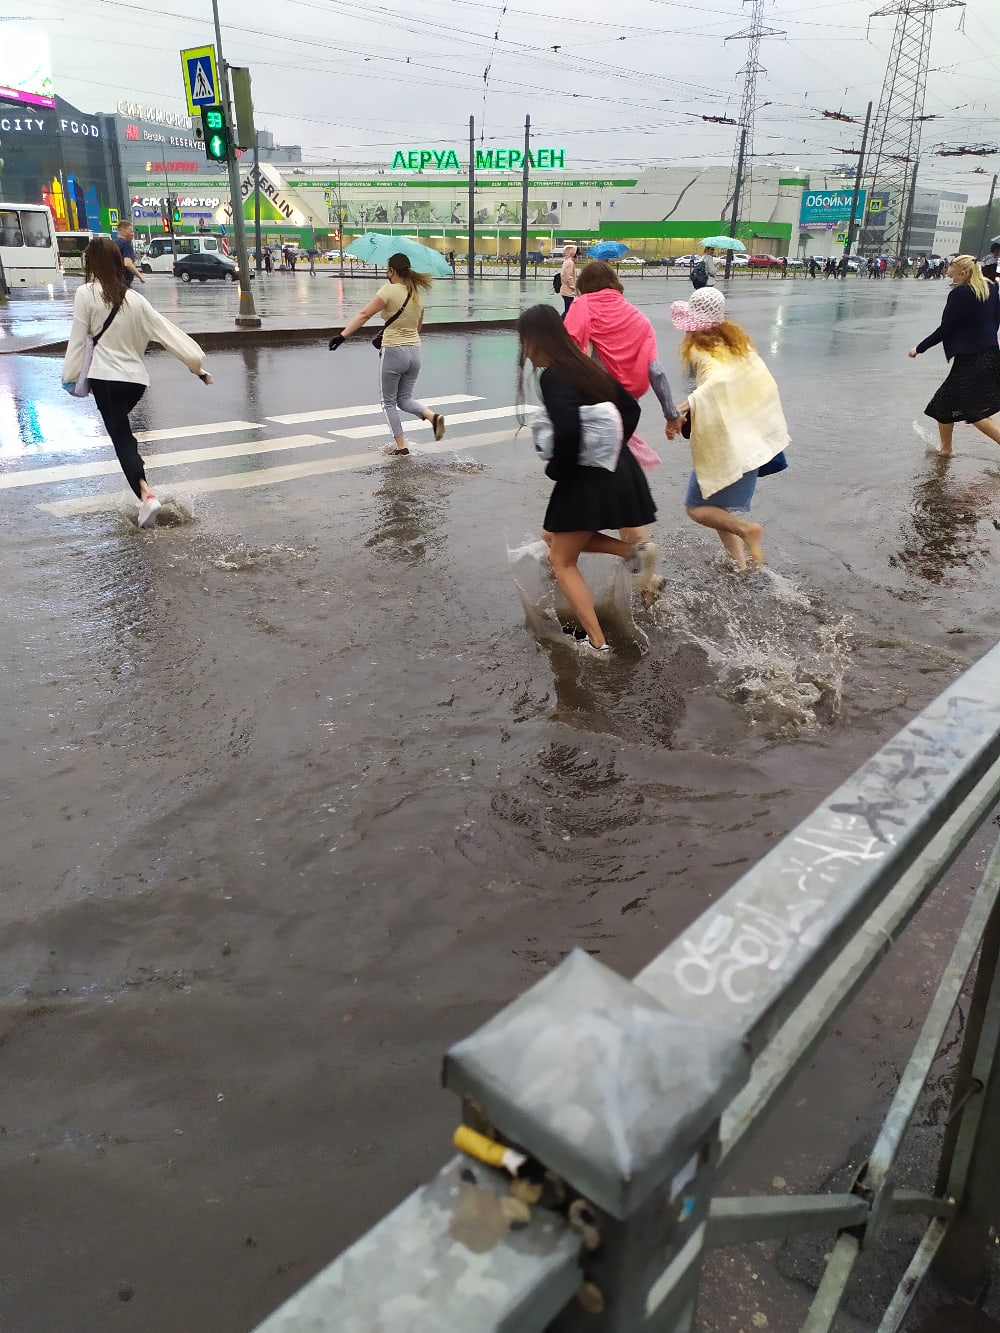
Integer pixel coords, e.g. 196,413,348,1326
329,405,533,440
0,434,329,490
35,427,520,518
267,394,481,426
134,420,263,443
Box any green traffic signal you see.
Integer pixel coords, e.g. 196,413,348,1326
201,105,230,161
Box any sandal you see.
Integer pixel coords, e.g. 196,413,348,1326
383,446,410,456
432,413,446,441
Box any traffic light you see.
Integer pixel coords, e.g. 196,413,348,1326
172,204,182,224
201,106,230,162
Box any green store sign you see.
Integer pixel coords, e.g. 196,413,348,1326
391,147,566,172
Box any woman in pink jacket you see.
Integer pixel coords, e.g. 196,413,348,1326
564,260,683,580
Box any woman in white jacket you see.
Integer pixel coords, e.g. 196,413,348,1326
62,237,212,526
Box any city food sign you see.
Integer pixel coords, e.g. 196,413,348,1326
391,147,567,172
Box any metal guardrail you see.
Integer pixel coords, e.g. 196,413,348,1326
253,644,1000,1332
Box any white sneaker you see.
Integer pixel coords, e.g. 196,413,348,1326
578,637,612,659
137,496,162,528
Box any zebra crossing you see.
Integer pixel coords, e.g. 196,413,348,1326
0,393,536,519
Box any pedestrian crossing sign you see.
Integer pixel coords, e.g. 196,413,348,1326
180,44,220,115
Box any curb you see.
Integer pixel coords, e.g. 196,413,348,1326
12,316,520,357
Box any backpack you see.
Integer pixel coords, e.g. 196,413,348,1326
553,271,561,294
690,259,709,290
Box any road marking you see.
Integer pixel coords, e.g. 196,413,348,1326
267,394,481,425
329,405,533,439
134,419,262,442
35,427,520,517
0,434,330,490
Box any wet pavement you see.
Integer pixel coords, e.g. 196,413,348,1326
3,279,1000,1331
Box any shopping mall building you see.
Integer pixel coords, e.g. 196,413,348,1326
0,97,967,260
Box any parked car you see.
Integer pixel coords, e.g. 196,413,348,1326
671,254,698,268
748,254,782,269
142,233,229,274
174,251,245,282
730,254,749,267
618,255,643,265
642,257,666,266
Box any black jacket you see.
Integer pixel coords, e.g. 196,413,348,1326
539,367,641,481
916,281,1000,359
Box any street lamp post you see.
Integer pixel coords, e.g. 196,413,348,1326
209,0,260,326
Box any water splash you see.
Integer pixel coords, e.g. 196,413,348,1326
651,542,852,731
508,538,649,651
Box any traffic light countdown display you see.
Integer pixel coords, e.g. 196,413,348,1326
201,106,231,162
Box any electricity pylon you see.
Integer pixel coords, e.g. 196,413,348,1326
860,0,965,255
725,0,784,231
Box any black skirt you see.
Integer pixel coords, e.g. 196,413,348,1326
924,349,1000,424
543,443,657,533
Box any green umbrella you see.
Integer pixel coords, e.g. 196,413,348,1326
700,235,746,251
344,232,453,277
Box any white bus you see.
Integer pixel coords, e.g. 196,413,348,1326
56,229,112,273
0,203,62,287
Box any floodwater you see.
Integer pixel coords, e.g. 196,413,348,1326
3,277,1000,1331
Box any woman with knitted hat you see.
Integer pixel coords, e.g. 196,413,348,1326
670,287,789,570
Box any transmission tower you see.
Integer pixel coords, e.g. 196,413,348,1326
724,0,784,230
860,0,964,256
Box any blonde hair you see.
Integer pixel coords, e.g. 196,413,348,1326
680,320,754,372
950,254,990,301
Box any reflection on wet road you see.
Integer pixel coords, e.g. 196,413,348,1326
2,280,1000,1330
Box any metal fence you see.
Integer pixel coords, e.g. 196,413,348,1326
253,644,1000,1332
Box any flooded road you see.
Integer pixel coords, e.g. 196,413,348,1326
3,278,1000,1330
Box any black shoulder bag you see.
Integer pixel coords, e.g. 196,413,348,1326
372,291,411,350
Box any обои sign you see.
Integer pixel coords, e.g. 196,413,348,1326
799,188,867,228
391,147,567,172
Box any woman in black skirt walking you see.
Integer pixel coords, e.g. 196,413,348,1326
517,305,657,657
909,254,1000,456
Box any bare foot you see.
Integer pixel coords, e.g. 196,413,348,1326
743,521,765,567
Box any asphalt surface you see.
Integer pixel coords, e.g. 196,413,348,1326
3,277,1000,1332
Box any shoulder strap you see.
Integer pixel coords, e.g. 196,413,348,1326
92,294,126,347
382,289,411,332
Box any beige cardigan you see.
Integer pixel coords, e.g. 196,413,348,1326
686,346,789,495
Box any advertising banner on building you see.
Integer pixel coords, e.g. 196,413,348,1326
799,188,867,229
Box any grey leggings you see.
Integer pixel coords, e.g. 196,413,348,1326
380,344,427,438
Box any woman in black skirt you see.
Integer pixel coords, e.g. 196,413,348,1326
517,304,657,657
909,254,1000,456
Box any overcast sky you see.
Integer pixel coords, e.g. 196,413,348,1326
21,0,1000,200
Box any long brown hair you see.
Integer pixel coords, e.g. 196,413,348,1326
680,320,753,372
387,252,432,303
517,304,620,420
576,260,623,295
84,236,129,308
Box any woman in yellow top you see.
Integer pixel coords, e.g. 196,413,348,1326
329,252,446,456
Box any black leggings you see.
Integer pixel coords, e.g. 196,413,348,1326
90,379,147,498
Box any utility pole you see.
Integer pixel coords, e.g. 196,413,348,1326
977,174,998,259
724,0,784,246
900,155,920,260
519,114,530,282
844,100,873,259
467,115,476,283
724,126,747,281
210,0,260,326
253,134,262,274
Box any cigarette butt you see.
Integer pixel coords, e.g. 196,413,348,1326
454,1125,527,1176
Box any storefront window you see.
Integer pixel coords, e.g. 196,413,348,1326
0,211,24,247
21,210,52,248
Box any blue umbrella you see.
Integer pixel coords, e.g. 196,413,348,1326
587,240,628,260
344,232,453,277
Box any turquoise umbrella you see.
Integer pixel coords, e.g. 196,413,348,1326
700,235,746,251
344,232,453,277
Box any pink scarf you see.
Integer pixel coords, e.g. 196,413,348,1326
564,290,661,468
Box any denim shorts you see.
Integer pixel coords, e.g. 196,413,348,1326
684,468,757,513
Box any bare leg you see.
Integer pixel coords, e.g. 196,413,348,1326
548,531,606,647
972,417,1000,446
718,530,748,570
687,505,765,567
619,525,649,545
583,533,637,558
937,421,955,455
